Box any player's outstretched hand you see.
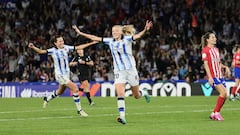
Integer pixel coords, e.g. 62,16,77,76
72,25,81,34
28,43,34,48
145,20,153,31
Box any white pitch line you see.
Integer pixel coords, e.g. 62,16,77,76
0,107,239,122
0,116,76,122
0,104,232,114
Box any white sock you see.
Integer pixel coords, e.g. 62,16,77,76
117,97,125,118
72,93,81,111
47,90,58,101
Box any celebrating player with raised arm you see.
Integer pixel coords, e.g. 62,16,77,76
29,35,97,117
72,20,152,124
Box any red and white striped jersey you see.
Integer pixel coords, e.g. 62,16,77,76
233,52,240,68
202,46,223,78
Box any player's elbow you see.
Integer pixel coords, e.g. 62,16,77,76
90,36,101,41
39,50,47,54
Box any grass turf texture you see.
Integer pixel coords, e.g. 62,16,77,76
0,96,240,135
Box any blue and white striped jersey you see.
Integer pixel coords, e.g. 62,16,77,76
103,36,136,72
47,45,74,75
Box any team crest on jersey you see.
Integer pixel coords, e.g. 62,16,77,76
202,53,207,59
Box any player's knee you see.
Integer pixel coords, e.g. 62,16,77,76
71,85,79,93
134,95,141,99
57,90,64,95
133,92,141,99
72,89,78,93
220,91,227,98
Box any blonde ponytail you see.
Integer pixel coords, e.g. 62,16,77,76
122,25,136,36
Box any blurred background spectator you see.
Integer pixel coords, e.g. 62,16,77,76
0,0,239,83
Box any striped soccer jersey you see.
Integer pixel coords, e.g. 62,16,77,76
47,45,74,75
202,46,223,78
233,52,240,68
102,36,136,72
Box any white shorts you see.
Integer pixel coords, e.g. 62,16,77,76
114,68,139,86
55,74,70,85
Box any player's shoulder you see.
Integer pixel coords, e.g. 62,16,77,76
202,46,211,52
63,44,73,48
123,35,133,41
202,46,210,50
47,47,56,52
201,47,210,59
123,35,132,38
103,37,114,41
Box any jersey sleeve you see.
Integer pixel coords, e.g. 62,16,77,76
64,45,74,52
102,38,113,46
201,48,209,61
124,35,133,42
47,47,55,55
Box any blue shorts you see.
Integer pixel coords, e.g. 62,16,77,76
234,67,240,79
212,78,226,90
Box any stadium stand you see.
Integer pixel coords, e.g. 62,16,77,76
0,0,239,83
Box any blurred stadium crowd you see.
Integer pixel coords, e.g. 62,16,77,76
0,0,240,83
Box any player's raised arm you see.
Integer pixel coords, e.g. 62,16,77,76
28,43,47,54
75,41,98,50
72,25,102,41
133,20,152,40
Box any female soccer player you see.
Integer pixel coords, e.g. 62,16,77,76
201,32,230,121
28,35,97,117
229,45,240,101
72,20,152,124
70,49,95,106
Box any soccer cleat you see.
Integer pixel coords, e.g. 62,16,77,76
229,94,235,101
117,116,126,125
235,94,240,100
89,102,95,106
214,112,224,121
77,110,88,117
43,97,48,108
209,112,215,120
229,97,235,101
142,88,151,103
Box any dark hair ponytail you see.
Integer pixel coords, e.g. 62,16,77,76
234,45,240,52
50,35,62,45
201,32,213,49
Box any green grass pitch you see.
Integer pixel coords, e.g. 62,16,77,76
0,96,240,135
